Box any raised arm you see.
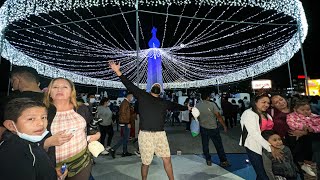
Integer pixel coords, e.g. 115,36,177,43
109,61,145,99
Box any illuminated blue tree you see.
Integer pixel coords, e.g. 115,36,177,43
146,27,163,92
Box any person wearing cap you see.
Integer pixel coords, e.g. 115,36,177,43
109,61,192,180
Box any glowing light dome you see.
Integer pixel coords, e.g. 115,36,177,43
0,0,308,89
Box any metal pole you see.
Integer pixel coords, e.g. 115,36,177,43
252,76,255,95
298,26,309,96
135,0,140,87
7,62,12,96
287,60,293,94
293,1,309,96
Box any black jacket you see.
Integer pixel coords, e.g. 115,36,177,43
0,131,57,180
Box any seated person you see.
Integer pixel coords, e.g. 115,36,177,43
0,98,66,180
261,130,298,180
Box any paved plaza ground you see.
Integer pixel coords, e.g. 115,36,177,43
92,122,317,180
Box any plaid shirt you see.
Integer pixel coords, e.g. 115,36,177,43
286,112,320,133
51,110,87,163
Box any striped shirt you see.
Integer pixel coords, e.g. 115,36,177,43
51,109,87,163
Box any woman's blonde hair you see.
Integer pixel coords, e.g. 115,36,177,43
43,77,78,109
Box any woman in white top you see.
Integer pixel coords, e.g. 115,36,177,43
239,92,283,180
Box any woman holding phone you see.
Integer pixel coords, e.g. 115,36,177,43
44,77,100,180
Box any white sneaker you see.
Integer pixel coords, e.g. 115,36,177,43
134,150,141,157
105,146,111,151
301,164,316,176
100,150,109,155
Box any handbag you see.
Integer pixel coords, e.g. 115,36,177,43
56,148,91,177
190,118,200,137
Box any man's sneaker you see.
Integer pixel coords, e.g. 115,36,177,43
132,138,138,144
121,152,133,157
206,160,212,166
105,146,111,151
109,149,115,159
220,161,231,168
100,150,109,155
134,150,141,157
301,164,316,176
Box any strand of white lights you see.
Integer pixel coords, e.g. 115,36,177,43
168,35,293,72
177,5,214,47
187,8,271,48
117,5,137,47
26,2,288,74
171,37,291,68
67,10,116,50
11,17,296,76
53,9,125,51
174,27,293,59
85,8,128,50
173,3,202,47
161,4,170,48
9,31,114,60
138,18,146,47
0,0,308,89
43,10,112,52
187,6,246,47
201,25,295,54
14,11,134,58
17,18,114,54
171,32,292,62
9,35,116,64
170,4,186,46
74,8,126,51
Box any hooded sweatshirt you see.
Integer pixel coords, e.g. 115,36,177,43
0,131,57,180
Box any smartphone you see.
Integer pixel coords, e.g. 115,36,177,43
66,128,77,135
61,163,67,174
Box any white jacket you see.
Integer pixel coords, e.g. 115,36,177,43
239,108,272,155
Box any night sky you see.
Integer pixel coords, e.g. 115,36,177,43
257,0,319,86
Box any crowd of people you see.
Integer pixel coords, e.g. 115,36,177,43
240,92,320,180
0,64,319,180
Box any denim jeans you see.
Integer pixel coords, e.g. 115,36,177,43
99,124,114,147
245,148,269,180
112,124,130,153
200,126,227,162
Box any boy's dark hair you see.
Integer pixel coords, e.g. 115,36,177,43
10,66,40,84
4,98,47,122
291,96,310,111
261,130,277,141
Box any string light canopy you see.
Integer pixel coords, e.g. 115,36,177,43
0,0,308,89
